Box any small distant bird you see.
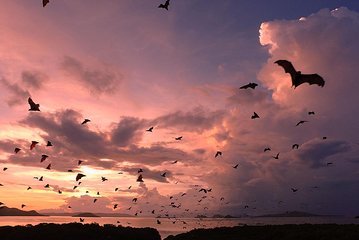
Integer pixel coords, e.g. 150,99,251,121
21,204,26,208
43,0,49,7
73,186,77,190
76,173,86,181
68,206,71,209
322,137,327,140
101,177,108,182
291,188,298,192
215,151,222,158
132,198,138,203
46,164,51,170
181,193,186,196
146,127,154,132
151,210,155,214
113,204,118,209
137,174,144,182
27,186,32,190
46,141,53,147
161,172,167,177
44,184,50,188
128,186,132,189
251,112,259,119
274,60,325,88
138,168,143,173
58,190,62,194
296,120,308,126
93,199,98,203
157,219,161,224
172,160,178,164
79,218,84,223
3,168,7,171
28,97,40,111
39,176,43,181
97,192,100,195
14,148,21,154
175,136,183,140
272,153,280,159
30,141,39,150
78,160,83,165
158,0,170,10
327,162,333,166
233,164,239,169
239,82,258,89
264,147,271,152
40,155,48,162
81,119,90,125
292,144,299,149
115,188,119,192
308,111,315,115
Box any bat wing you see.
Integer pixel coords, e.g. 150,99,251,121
297,74,325,87
239,84,250,89
165,0,170,7
28,97,36,108
275,60,296,74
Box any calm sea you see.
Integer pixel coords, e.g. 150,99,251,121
0,216,357,239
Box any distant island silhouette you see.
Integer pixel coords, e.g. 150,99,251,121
255,211,325,218
72,212,100,218
0,206,44,216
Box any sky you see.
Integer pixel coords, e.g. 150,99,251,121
0,0,359,217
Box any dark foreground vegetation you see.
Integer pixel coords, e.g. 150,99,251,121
0,223,161,240
164,224,359,240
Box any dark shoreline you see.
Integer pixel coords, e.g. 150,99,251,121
0,223,359,240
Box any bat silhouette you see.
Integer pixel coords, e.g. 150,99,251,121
275,60,325,88
292,144,299,149
21,204,26,208
251,112,259,119
27,187,32,190
43,0,49,7
44,184,50,188
3,168,7,171
172,160,178,164
308,111,315,115
113,204,118,209
233,164,239,169
240,82,258,89
296,120,308,126
76,173,86,181
272,152,280,159
14,147,21,153
46,164,51,170
46,141,53,147
291,188,298,192
40,154,48,162
158,0,170,10
81,119,90,125
157,219,161,224
138,168,143,173
28,97,40,111
30,141,39,150
215,151,222,158
264,147,271,152
101,176,108,182
137,174,144,182
79,218,84,222
78,160,83,165
146,127,154,132
175,136,183,140
161,172,167,177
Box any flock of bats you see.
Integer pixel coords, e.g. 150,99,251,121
0,0,329,228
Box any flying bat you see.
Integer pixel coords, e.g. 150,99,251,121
30,141,39,150
175,136,183,140
146,127,154,132
101,176,108,182
14,147,21,153
296,120,308,126
76,173,86,181
239,82,258,89
215,151,222,158
43,0,49,7
46,164,51,170
28,97,40,111
81,119,90,125
308,111,315,115
251,112,259,119
137,174,144,182
3,168,7,171
233,164,239,169
46,141,53,147
292,144,299,149
264,147,271,152
78,160,83,165
161,172,167,177
40,155,48,162
291,188,298,192
272,152,280,159
275,60,325,88
158,0,170,10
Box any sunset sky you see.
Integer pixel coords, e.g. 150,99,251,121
1,0,359,217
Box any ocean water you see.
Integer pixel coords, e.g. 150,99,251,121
0,216,357,239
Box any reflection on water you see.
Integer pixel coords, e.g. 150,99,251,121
0,216,357,239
